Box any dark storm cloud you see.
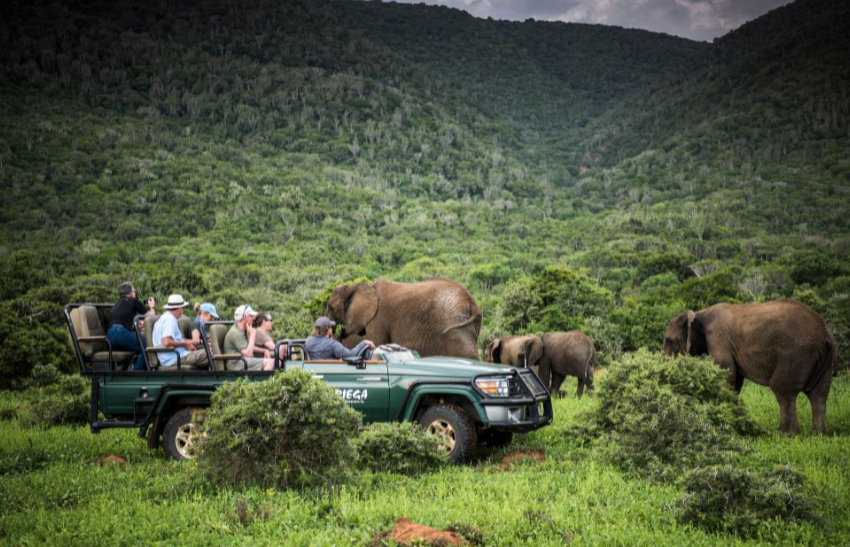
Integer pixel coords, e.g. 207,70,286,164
390,0,794,41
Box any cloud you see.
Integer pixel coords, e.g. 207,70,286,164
389,0,794,41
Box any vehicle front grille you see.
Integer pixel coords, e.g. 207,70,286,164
508,376,524,397
518,370,548,397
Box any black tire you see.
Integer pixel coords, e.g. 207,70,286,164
478,429,514,448
417,404,477,464
162,408,201,461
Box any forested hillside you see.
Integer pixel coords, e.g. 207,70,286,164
0,0,847,386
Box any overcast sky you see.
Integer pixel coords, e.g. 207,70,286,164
390,0,794,42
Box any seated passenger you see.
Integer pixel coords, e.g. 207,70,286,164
152,294,210,369
107,281,156,371
191,302,220,346
223,305,275,371
253,312,287,361
305,316,374,360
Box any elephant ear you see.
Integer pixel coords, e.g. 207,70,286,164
526,336,544,367
485,338,501,363
345,283,379,336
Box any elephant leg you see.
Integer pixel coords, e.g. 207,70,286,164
576,378,584,398
807,393,828,434
774,392,799,436
537,365,552,394
550,373,566,397
733,373,745,394
805,371,832,434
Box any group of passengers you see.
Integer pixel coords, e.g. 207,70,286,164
106,281,374,371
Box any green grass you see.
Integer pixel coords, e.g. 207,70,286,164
2,375,849,546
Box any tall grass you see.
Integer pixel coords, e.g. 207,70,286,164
1,375,848,546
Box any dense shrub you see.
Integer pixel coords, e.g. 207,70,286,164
23,374,90,427
0,301,72,389
582,350,760,481
674,266,743,310
354,422,445,476
677,464,816,537
495,265,615,333
196,369,362,489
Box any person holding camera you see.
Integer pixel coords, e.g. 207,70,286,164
107,281,156,371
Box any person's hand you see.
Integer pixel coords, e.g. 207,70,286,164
264,350,271,359
365,340,376,350
246,324,255,337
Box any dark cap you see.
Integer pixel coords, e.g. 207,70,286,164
314,316,336,329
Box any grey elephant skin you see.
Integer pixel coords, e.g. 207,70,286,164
538,332,596,398
484,335,544,368
326,278,482,359
662,299,836,435
485,332,595,398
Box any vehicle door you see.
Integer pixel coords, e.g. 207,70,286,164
302,358,390,422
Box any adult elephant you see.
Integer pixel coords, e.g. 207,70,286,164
538,332,596,398
326,278,482,359
662,299,836,435
484,335,544,368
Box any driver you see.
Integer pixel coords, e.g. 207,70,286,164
306,316,375,360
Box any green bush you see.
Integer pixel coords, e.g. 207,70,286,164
495,265,615,333
354,422,445,476
582,350,760,481
24,374,90,428
196,369,362,489
677,464,817,537
0,301,72,389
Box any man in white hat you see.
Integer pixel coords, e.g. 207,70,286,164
151,294,210,369
223,304,275,371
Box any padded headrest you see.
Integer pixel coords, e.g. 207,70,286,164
71,305,105,355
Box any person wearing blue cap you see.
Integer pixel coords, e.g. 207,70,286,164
190,302,220,346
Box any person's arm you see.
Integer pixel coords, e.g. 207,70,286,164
191,328,202,346
240,325,257,358
161,335,195,350
331,339,374,359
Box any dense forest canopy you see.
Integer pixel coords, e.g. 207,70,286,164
0,0,848,386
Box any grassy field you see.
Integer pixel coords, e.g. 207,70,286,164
1,374,848,546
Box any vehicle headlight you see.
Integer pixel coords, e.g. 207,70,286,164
475,376,511,397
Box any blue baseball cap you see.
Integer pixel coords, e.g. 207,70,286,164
199,303,220,319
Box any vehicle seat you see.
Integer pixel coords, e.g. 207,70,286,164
69,305,133,371
206,324,240,371
141,314,206,371
179,315,193,340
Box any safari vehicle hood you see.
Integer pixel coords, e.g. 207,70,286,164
384,356,519,380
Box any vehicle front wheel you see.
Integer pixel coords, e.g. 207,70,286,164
417,404,477,464
163,408,201,461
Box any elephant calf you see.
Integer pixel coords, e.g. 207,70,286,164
663,298,836,435
485,332,596,398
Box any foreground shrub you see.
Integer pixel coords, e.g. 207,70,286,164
678,464,817,537
196,369,362,489
24,374,89,427
354,422,445,476
581,350,760,481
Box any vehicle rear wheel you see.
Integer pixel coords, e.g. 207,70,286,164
417,404,477,464
163,408,201,461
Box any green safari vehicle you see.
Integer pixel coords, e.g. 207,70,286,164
65,303,553,463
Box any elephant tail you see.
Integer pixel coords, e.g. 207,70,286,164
583,345,596,380
438,311,482,338
806,333,836,392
